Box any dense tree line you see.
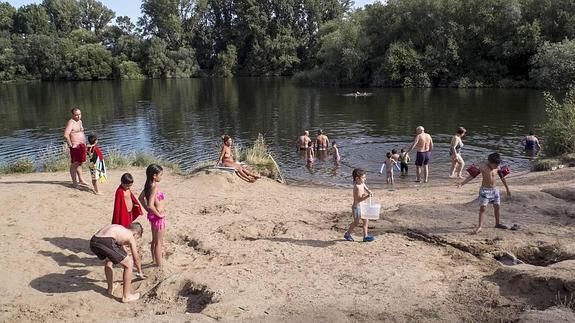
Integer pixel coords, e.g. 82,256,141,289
297,0,575,88
0,0,574,88
0,0,349,81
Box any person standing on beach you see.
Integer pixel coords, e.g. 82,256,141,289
139,164,166,267
406,126,433,183
522,130,542,158
344,168,374,242
449,127,466,179
63,107,88,187
458,152,511,234
89,223,144,303
297,131,311,151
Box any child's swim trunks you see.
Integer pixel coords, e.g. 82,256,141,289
479,187,500,206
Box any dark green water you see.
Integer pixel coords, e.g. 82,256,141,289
0,78,546,186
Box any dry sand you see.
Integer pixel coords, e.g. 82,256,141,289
0,167,574,322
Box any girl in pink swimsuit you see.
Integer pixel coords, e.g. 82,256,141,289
138,164,166,266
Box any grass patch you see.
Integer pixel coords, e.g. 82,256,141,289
237,134,283,181
39,143,69,172
0,157,36,174
532,158,561,171
106,147,181,172
556,292,575,311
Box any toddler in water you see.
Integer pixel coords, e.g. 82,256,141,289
399,149,410,176
344,168,374,242
332,141,341,163
306,141,315,166
384,152,397,185
138,164,166,266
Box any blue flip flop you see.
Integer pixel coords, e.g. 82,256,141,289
363,235,374,242
344,232,354,241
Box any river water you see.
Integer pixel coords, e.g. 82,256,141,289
0,78,547,186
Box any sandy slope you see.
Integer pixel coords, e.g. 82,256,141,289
0,167,574,322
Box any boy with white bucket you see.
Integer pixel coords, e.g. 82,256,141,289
344,168,377,242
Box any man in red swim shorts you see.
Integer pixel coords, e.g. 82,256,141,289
63,107,88,187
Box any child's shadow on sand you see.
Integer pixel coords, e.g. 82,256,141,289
29,269,107,295
257,237,338,248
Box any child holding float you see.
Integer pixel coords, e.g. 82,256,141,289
458,153,511,234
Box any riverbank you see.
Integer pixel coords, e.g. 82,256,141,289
1,168,574,322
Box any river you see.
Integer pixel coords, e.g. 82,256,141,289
0,78,546,186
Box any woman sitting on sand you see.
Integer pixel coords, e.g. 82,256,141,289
217,135,260,182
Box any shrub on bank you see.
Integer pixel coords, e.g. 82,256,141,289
541,89,575,156
235,134,283,181
39,144,69,172
0,158,36,174
531,158,560,172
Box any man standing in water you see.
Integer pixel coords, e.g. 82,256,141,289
296,130,311,151
315,129,330,161
63,107,88,187
407,126,434,183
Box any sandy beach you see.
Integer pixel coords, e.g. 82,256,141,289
1,167,574,322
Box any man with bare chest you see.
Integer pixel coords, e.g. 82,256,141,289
63,107,87,187
407,126,434,183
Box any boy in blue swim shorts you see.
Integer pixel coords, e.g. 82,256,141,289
458,153,511,234
344,168,374,242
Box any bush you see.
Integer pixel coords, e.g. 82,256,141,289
0,157,36,173
531,158,560,171
39,143,69,172
118,60,145,80
236,134,283,181
541,89,575,156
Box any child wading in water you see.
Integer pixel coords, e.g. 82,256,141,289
306,141,315,166
458,153,511,234
344,168,374,242
86,133,107,194
332,141,341,163
139,164,166,266
384,152,397,185
399,149,410,176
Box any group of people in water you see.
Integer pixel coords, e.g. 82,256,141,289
61,106,543,302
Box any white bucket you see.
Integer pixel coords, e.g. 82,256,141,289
361,198,381,220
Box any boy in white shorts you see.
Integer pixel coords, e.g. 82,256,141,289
458,153,511,234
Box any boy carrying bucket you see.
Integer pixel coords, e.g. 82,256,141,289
344,168,375,242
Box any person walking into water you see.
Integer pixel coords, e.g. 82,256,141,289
449,127,466,179
522,130,542,158
406,126,433,183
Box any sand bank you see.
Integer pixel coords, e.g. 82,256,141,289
0,168,574,322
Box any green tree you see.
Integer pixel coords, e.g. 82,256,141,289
42,0,81,33
78,0,115,33
13,4,51,35
214,44,237,77
63,43,113,80
141,36,170,78
530,40,575,89
0,34,16,80
0,2,15,32
117,60,145,79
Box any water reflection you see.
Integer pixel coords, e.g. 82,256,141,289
0,79,547,186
